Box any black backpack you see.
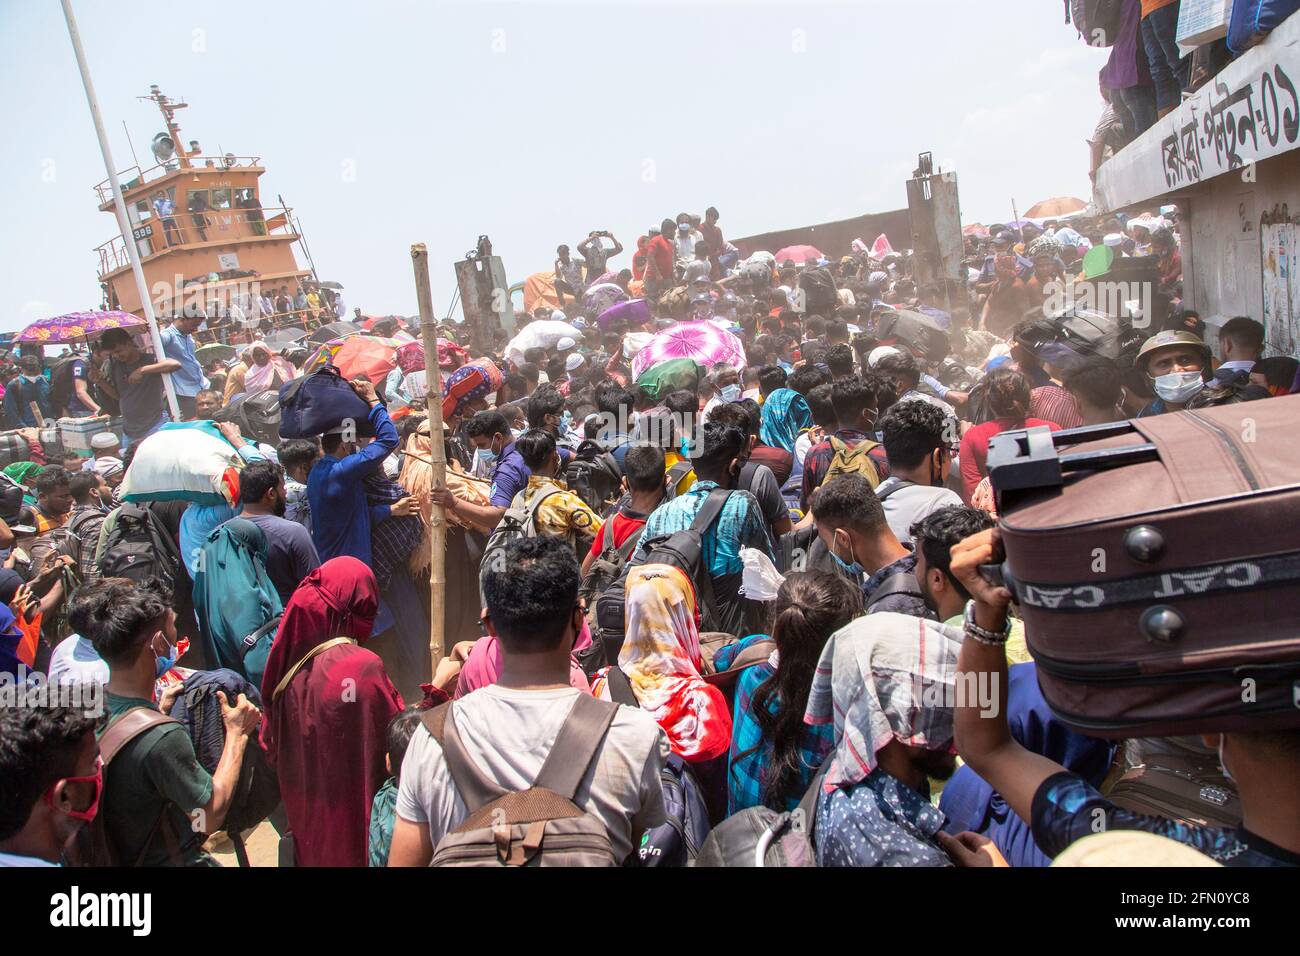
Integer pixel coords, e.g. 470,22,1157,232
1069,0,1123,47
168,669,281,867
797,267,838,316
564,439,623,515
591,488,732,670
99,502,185,594
47,355,81,417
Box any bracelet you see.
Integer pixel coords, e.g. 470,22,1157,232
963,600,1010,646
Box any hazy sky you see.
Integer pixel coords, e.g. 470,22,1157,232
0,0,1109,333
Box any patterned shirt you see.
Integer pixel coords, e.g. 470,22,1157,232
815,768,952,867
368,777,398,867
285,478,311,533
640,479,774,579
726,640,833,815
519,476,599,546
1032,771,1299,867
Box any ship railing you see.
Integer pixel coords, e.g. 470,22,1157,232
95,205,298,277
94,155,263,204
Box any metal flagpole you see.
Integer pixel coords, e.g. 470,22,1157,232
61,0,180,421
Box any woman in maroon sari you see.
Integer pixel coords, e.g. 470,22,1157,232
261,557,404,866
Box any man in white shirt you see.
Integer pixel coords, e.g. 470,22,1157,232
875,399,963,547
388,536,668,866
0,705,100,867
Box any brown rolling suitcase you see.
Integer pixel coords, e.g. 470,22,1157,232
986,394,1300,737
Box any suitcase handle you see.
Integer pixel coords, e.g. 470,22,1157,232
988,425,1160,501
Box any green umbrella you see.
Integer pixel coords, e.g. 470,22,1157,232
635,357,705,400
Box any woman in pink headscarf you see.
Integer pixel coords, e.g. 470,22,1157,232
243,341,296,395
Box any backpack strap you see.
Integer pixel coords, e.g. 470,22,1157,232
600,516,617,553
532,694,619,800
522,483,567,530
689,487,732,535
437,703,511,813
271,637,356,702
241,613,283,660
875,478,917,503
667,460,694,494
738,461,760,492
604,664,639,707
866,570,924,609
615,525,644,562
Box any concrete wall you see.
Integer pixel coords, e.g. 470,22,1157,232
1182,151,1300,356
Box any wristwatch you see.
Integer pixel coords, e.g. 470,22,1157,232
963,600,1011,646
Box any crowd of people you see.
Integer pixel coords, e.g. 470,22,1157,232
1,198,1298,871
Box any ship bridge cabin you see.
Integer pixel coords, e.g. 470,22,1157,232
94,88,312,327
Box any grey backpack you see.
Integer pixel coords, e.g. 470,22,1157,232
421,694,625,867
692,760,829,867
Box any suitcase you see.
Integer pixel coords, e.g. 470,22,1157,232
986,395,1300,737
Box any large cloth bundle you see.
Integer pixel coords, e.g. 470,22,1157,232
504,319,583,365
441,358,502,421
278,364,373,439
988,395,1300,737
120,421,244,507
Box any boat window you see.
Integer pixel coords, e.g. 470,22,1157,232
187,189,210,212
234,187,257,207
211,188,232,210
135,199,153,221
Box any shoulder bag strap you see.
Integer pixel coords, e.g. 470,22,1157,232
437,703,510,813
99,707,180,765
533,694,619,800
271,637,356,702
866,570,924,608
604,665,639,707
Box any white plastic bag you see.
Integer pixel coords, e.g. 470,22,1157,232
740,547,785,601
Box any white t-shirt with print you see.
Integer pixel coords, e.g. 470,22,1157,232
396,684,669,864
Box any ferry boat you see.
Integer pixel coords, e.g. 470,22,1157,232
94,86,325,338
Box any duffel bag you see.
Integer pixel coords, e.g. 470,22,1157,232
986,395,1300,738
278,363,373,439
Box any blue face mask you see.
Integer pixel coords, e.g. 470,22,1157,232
831,532,864,578
154,635,179,678
560,410,573,434
475,447,497,468
720,384,741,403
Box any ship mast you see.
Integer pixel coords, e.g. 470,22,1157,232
141,84,192,169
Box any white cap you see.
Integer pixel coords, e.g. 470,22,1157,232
90,432,121,452
556,336,576,352
565,353,586,372
550,309,567,322
868,345,901,368
1104,233,1125,248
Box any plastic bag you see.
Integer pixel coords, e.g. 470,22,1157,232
740,547,785,601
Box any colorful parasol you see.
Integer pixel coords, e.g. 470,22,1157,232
583,282,627,316
631,320,747,380
963,223,991,238
16,310,145,344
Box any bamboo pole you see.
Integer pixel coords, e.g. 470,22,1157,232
411,244,449,664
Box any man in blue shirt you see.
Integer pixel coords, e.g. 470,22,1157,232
4,355,51,428
640,420,774,636
159,315,208,420
308,379,412,564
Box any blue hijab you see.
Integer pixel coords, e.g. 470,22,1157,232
192,518,282,678
939,662,1115,867
759,388,813,454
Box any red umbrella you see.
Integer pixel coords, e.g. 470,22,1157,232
772,244,824,265
327,335,398,380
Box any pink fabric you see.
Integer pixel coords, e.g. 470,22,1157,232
244,342,296,394
454,620,593,698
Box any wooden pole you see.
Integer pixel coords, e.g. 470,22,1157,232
411,244,450,663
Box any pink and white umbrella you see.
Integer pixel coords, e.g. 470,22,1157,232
631,320,747,380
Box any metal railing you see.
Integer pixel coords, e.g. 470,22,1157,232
94,155,263,204
95,205,296,277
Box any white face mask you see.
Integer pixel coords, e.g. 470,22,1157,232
1151,370,1204,404
720,383,741,403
